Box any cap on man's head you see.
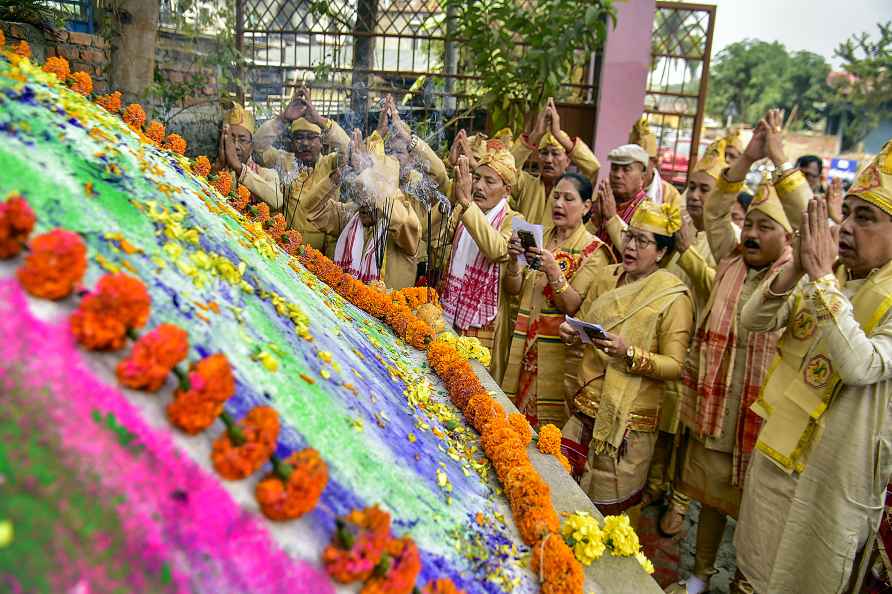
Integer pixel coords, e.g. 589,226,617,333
628,117,657,159
222,101,255,134
608,144,650,169
848,139,892,216
290,117,322,135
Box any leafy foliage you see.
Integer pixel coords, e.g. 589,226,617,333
0,0,66,30
706,40,831,130
145,0,243,126
440,0,616,131
831,21,892,149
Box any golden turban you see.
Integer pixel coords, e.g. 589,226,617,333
290,117,322,135
493,127,515,150
693,138,728,180
467,133,489,161
848,139,892,216
630,199,683,237
222,102,255,134
477,140,517,187
366,130,386,156
629,116,658,159
748,178,792,233
723,128,743,153
538,131,565,152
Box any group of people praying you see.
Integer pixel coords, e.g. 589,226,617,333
213,86,892,594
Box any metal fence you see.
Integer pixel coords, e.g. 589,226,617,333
646,1,716,186
235,0,603,141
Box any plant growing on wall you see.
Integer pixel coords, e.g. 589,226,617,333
439,0,616,131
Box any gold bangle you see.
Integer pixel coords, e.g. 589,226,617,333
552,280,570,296
765,282,794,299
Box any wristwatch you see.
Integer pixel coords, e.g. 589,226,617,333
625,346,635,366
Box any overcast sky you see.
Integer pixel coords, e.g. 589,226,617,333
709,0,890,67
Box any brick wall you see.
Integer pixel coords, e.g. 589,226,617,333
1,23,111,95
1,21,225,157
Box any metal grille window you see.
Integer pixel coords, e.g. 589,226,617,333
40,0,95,33
646,1,716,186
236,0,602,140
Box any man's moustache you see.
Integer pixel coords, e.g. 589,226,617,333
743,239,760,249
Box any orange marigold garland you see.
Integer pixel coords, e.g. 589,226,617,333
193,155,212,178
537,424,562,455
164,133,187,155
255,448,328,521
530,536,585,594
145,120,166,144
508,411,533,445
555,452,572,473
0,193,36,259
266,213,286,238
295,232,585,592
70,273,151,350
359,537,421,594
231,183,250,211
69,71,93,96
280,229,302,255
122,103,146,130
0,30,5,47
212,170,233,197
211,406,280,480
13,40,30,58
422,578,467,594
42,56,70,80
322,505,392,583
166,353,236,434
251,202,271,224
96,91,122,113
115,323,189,391
16,229,87,299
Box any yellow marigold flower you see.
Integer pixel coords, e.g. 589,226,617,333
602,514,641,557
561,511,606,566
537,423,562,455
123,103,146,130
164,133,187,155
145,120,165,144
13,40,31,58
43,56,70,81
193,155,211,178
636,551,654,574
69,70,92,95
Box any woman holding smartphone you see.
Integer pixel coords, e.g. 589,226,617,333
502,172,612,430
558,200,693,525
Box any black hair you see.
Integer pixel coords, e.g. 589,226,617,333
737,191,753,210
556,171,594,203
653,232,675,253
796,155,822,173
557,171,594,223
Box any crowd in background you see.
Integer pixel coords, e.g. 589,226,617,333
215,86,892,594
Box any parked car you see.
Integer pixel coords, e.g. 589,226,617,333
658,139,710,186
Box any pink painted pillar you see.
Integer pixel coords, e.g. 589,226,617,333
592,0,656,182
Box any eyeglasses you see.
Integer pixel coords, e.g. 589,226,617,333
621,229,656,249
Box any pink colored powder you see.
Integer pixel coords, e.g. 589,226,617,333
0,278,335,594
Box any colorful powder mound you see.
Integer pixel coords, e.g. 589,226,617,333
0,43,540,594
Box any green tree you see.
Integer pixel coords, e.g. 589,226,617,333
439,0,616,132
706,40,831,130
830,21,892,149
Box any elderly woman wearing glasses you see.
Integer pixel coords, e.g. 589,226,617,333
559,200,694,525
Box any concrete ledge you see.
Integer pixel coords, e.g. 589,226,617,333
473,361,664,594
